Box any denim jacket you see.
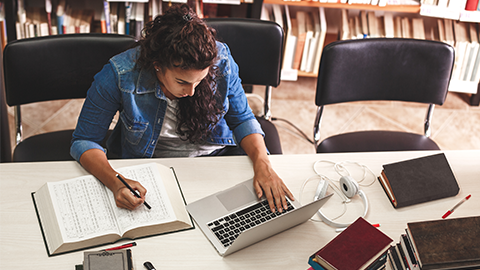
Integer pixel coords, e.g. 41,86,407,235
70,41,263,161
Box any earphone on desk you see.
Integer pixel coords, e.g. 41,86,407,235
301,160,373,229
315,175,369,228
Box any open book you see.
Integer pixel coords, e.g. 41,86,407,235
32,163,193,256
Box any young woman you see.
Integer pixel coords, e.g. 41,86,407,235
71,4,293,212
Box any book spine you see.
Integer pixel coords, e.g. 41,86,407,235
103,1,111,33
389,246,403,270
365,250,389,270
465,0,480,10
125,2,131,36
400,234,420,270
396,243,410,270
308,255,326,270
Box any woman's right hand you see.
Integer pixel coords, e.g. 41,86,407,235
79,148,148,210
112,176,147,210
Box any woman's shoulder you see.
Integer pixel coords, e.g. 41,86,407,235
107,47,157,94
215,41,230,58
109,47,140,73
214,41,233,77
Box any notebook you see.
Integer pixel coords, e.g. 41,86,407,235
186,179,333,256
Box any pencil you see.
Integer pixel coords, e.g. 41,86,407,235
116,174,151,210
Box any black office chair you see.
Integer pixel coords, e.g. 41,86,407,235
204,18,284,154
3,33,137,162
314,38,455,153
1,54,12,162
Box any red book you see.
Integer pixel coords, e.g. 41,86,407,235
465,0,480,10
314,217,393,270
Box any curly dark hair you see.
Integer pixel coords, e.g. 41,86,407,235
136,4,221,144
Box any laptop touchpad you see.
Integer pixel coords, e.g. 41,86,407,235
216,184,257,211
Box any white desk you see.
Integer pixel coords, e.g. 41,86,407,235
1,150,479,270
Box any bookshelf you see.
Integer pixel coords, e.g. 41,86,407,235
259,0,480,105
1,0,255,43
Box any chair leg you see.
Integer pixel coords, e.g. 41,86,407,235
471,84,480,106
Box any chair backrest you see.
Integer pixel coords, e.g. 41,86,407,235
204,18,284,88
315,38,455,106
204,18,284,154
1,61,12,162
4,33,137,106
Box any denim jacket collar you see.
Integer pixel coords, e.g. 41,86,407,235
111,47,167,100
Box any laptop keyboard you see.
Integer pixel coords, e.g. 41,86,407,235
207,199,295,247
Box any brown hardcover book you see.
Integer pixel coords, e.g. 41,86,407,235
314,217,393,270
377,153,459,208
407,216,480,270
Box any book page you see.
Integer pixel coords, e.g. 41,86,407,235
107,163,178,235
49,176,120,242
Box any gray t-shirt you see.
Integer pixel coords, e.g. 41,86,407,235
153,98,224,158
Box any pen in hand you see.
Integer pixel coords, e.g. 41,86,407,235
116,174,152,210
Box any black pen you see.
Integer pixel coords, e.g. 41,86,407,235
144,261,156,270
116,174,151,209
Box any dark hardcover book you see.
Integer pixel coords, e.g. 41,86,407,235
386,249,398,270
396,243,409,270
377,153,459,208
314,217,393,270
83,249,133,270
400,234,420,270
407,216,480,270
366,250,389,270
389,245,404,270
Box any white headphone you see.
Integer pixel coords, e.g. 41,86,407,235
315,175,369,228
302,160,373,229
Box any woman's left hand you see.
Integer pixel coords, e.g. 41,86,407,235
252,159,295,213
240,133,294,213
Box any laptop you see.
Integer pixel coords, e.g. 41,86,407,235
186,179,333,256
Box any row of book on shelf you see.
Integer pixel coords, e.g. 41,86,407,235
262,4,479,86
279,0,421,7
11,0,159,41
2,0,246,45
420,0,480,22
308,216,480,270
262,4,328,81
339,9,480,84
422,0,480,11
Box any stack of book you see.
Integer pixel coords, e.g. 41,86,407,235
386,216,480,270
308,217,393,270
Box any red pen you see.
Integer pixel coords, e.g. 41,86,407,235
442,194,471,219
103,242,137,251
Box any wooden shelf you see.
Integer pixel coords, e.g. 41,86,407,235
263,0,420,13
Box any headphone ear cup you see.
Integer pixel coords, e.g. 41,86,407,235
339,176,359,198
